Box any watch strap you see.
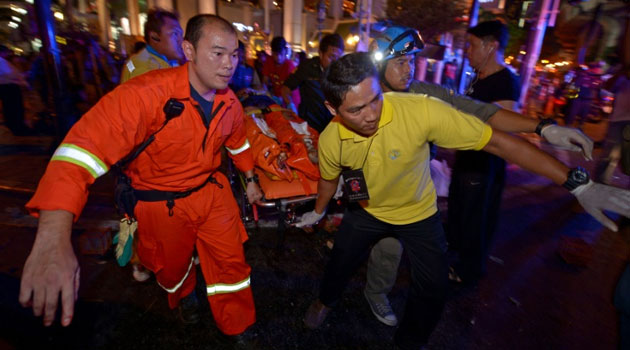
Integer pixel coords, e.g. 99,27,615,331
245,174,259,184
562,167,589,191
535,118,558,136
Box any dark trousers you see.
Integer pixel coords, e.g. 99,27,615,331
447,151,506,283
615,263,630,350
319,205,448,348
0,83,27,135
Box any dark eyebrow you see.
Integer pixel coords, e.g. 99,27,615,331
348,92,381,113
212,45,228,50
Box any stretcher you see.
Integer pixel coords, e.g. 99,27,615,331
228,94,320,246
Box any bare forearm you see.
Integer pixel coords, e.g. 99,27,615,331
35,210,74,247
315,177,338,214
487,109,538,133
483,130,569,185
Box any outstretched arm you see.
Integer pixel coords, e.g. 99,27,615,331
409,81,593,159
19,210,79,327
484,130,630,231
487,109,593,160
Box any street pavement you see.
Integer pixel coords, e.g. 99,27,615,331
0,119,628,350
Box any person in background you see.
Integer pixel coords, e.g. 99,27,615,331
0,45,32,136
121,8,184,83
230,40,263,93
281,33,344,132
442,60,457,90
262,36,300,107
447,20,522,285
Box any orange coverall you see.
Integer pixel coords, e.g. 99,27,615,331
26,64,256,335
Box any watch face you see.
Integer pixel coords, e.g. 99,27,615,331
573,168,589,184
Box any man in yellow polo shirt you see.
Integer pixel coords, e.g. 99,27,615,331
299,53,630,350
120,8,184,83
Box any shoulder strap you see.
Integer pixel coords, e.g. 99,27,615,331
115,98,185,171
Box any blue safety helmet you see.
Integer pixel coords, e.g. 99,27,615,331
371,25,424,63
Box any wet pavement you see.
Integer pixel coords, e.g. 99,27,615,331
0,121,628,350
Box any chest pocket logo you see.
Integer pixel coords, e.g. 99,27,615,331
388,149,401,160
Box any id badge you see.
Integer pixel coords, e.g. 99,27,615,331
341,168,370,202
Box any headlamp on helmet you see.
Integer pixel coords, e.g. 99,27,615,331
371,26,424,63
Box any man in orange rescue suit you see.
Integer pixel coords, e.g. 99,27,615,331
18,14,263,343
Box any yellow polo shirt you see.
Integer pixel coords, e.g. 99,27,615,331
121,47,174,83
318,92,492,225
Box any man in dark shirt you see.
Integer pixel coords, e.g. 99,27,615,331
447,20,521,285
281,34,344,133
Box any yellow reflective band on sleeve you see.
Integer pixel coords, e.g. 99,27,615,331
51,143,109,178
157,257,194,293
206,276,251,296
226,140,250,155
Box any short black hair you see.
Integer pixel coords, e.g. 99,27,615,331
320,33,344,54
132,41,147,54
184,14,236,49
270,36,287,53
322,52,378,109
144,8,179,43
467,20,509,51
238,40,245,51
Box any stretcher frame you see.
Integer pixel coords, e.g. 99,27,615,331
227,152,317,249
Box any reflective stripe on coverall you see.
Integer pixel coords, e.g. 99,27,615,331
26,63,256,335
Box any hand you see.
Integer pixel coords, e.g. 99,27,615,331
246,182,263,204
541,125,594,160
19,210,79,327
295,210,326,228
571,181,630,232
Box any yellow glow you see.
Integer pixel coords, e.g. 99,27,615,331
519,50,526,55
54,12,64,21
55,36,67,45
10,5,27,15
541,59,549,64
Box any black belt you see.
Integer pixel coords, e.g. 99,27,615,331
134,172,223,216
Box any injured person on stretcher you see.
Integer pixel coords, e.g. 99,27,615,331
236,92,320,200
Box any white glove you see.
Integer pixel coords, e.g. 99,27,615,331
541,125,594,160
295,210,326,228
571,180,630,232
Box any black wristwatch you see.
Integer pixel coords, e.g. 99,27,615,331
245,174,259,184
535,118,558,136
562,167,590,191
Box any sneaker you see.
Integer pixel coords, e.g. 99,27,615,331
363,290,398,326
177,291,200,325
132,263,151,282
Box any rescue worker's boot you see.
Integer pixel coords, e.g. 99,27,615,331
228,328,260,350
177,290,200,324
